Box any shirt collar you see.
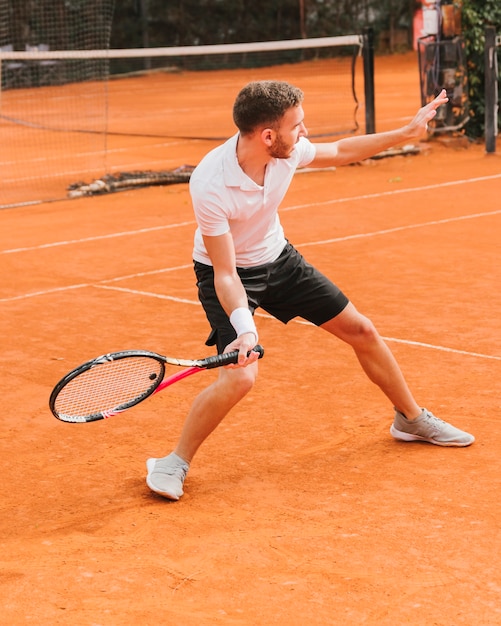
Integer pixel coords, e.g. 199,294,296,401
223,133,265,190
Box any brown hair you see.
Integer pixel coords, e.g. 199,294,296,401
232,80,304,135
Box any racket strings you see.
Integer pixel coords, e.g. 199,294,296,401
54,357,163,421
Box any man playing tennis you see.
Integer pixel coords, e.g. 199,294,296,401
146,81,474,500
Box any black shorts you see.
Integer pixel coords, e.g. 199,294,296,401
194,242,349,352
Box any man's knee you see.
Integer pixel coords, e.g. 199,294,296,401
220,363,257,397
355,315,379,340
322,308,381,347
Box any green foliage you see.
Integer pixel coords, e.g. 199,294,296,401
462,0,501,138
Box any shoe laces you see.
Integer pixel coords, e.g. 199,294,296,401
156,458,188,480
421,410,446,433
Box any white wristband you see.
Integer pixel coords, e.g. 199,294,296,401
230,307,258,343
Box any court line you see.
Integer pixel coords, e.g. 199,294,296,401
282,172,501,213
2,157,189,184
2,172,500,255
0,283,91,302
1,222,195,254
94,284,501,362
1,174,499,361
100,264,193,282
1,271,499,362
297,208,501,247
0,139,193,168
0,265,195,302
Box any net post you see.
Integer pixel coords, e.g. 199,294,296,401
0,47,5,112
484,25,498,154
363,27,376,134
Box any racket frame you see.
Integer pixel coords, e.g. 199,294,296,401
49,346,264,423
49,350,167,423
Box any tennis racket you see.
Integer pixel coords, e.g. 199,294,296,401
49,345,264,423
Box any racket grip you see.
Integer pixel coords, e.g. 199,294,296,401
203,345,264,369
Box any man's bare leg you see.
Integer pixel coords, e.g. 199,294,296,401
321,302,474,447
321,302,421,418
146,362,258,500
174,362,258,463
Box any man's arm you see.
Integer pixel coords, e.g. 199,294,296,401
202,231,259,365
309,90,448,168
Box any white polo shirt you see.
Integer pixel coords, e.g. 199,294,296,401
191,133,316,267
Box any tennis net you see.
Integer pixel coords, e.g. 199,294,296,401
0,33,374,208
0,0,115,208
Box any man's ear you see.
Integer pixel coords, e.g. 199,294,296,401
260,127,275,147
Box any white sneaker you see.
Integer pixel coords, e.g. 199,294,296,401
146,453,190,500
390,408,474,447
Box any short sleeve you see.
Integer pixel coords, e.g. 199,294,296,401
190,179,230,237
295,137,316,168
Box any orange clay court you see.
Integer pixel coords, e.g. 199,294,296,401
0,52,500,625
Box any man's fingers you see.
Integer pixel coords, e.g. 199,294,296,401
238,345,259,366
432,89,448,107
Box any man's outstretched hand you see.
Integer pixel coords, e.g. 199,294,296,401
406,89,448,138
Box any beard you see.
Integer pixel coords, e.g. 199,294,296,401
268,133,294,159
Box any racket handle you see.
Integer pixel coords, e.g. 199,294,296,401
202,345,264,369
